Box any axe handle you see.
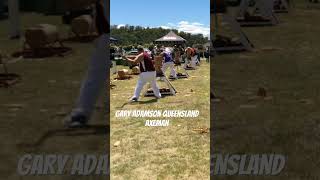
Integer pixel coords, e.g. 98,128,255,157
163,75,177,93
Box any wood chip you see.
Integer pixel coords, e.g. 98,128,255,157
193,127,210,134
114,141,121,147
55,112,68,117
300,99,314,105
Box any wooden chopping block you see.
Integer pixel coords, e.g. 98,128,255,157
154,56,163,72
25,24,59,49
174,53,181,63
132,66,140,74
71,15,95,36
118,69,129,79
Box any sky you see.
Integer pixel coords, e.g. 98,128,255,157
110,0,210,37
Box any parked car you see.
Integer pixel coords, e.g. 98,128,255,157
126,49,139,57
126,48,152,58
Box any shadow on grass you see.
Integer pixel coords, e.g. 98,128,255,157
138,99,158,104
16,124,109,149
117,98,159,109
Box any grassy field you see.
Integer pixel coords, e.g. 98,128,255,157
212,1,320,180
0,13,210,179
1,1,319,179
110,62,210,179
0,14,107,180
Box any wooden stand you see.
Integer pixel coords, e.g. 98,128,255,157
237,0,278,27
14,24,72,58
154,56,164,77
212,14,254,53
144,56,177,97
144,75,177,97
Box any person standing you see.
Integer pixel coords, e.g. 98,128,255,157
185,47,198,68
161,47,177,79
122,46,161,102
65,0,109,128
173,45,182,65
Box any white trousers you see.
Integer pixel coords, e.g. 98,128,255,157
162,62,177,78
184,56,198,68
191,55,199,67
133,71,161,99
71,34,109,119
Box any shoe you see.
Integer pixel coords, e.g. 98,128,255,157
64,114,88,128
130,97,138,102
169,75,178,80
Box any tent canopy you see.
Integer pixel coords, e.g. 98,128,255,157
154,31,186,45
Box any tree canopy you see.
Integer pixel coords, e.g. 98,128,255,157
110,25,208,47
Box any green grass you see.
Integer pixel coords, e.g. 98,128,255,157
212,2,320,180
110,62,210,179
0,13,107,180
0,13,210,180
2,2,319,179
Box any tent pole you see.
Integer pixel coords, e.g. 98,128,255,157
8,0,21,39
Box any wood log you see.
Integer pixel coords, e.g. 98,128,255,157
132,66,140,74
174,52,181,64
154,56,163,72
71,15,95,36
25,24,59,49
118,69,129,79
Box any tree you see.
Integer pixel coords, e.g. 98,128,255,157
110,25,208,47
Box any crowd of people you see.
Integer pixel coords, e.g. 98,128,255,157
121,44,206,102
